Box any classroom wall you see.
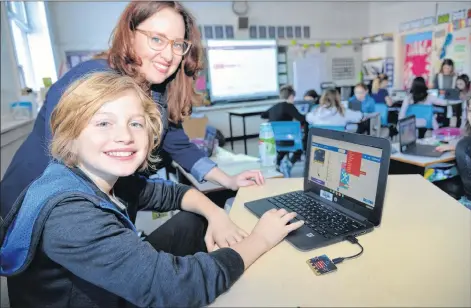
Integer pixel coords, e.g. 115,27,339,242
46,1,370,75
368,2,471,88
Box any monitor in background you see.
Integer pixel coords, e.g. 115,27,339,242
427,89,439,97
206,40,279,103
399,115,417,146
308,135,383,210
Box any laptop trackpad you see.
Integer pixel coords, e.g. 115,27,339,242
245,199,278,218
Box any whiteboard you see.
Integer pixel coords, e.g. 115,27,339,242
292,54,327,100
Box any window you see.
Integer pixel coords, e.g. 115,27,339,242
7,1,56,91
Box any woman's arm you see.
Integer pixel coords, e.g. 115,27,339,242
163,123,264,190
162,123,217,182
345,109,364,123
398,96,410,120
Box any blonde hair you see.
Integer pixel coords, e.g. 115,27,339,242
318,88,345,116
371,74,388,94
50,71,162,171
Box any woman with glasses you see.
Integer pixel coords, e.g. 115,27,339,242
1,2,264,219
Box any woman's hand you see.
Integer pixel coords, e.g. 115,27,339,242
205,208,248,251
250,208,304,250
435,144,456,152
228,170,265,191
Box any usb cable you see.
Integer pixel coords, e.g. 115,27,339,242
332,235,364,264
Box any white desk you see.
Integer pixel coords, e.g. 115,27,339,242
172,147,283,193
391,142,456,168
211,176,471,307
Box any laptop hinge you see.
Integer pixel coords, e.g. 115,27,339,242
306,191,369,223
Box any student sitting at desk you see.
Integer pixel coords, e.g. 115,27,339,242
371,74,393,106
303,89,320,104
348,83,375,134
433,59,457,90
1,72,304,308
262,85,305,178
436,98,471,209
457,74,471,101
399,77,447,138
306,88,363,127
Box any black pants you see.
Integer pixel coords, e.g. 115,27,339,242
144,211,208,256
455,137,471,200
356,119,370,134
276,150,303,166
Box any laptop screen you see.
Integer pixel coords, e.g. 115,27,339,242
308,135,383,210
399,116,416,146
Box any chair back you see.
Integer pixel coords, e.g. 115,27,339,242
405,104,434,129
374,103,389,126
270,121,303,152
308,124,345,131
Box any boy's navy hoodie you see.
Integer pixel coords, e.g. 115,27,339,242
0,163,244,307
0,59,216,218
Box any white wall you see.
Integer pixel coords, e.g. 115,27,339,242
46,1,370,73
1,2,21,115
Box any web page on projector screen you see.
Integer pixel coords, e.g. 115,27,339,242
207,40,279,101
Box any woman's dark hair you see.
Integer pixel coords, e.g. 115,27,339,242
457,74,470,92
440,59,455,74
98,1,203,123
303,89,319,100
410,77,428,104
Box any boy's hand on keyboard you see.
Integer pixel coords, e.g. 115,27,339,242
251,208,304,250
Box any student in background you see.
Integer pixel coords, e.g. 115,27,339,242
436,98,471,209
261,85,305,178
306,88,363,127
371,74,393,106
261,85,305,122
303,89,320,104
399,77,447,138
2,72,304,308
457,74,471,101
349,83,375,134
433,59,457,89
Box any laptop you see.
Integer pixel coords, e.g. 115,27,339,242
348,99,362,111
444,88,460,100
245,128,391,251
398,115,442,157
428,89,439,97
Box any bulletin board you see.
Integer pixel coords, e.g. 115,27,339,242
398,7,471,89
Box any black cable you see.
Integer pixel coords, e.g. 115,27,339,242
332,235,364,264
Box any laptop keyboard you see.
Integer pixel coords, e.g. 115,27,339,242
267,191,365,239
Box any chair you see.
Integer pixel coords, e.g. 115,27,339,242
309,124,345,131
405,104,434,129
374,103,389,126
270,121,303,152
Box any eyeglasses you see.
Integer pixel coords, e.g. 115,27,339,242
136,29,191,56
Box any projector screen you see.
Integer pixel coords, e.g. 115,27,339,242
206,40,279,102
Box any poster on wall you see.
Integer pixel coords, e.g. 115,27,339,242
403,31,433,89
449,35,469,75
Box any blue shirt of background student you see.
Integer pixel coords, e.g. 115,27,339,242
348,94,375,113
371,89,389,104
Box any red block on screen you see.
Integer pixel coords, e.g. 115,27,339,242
346,151,362,177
